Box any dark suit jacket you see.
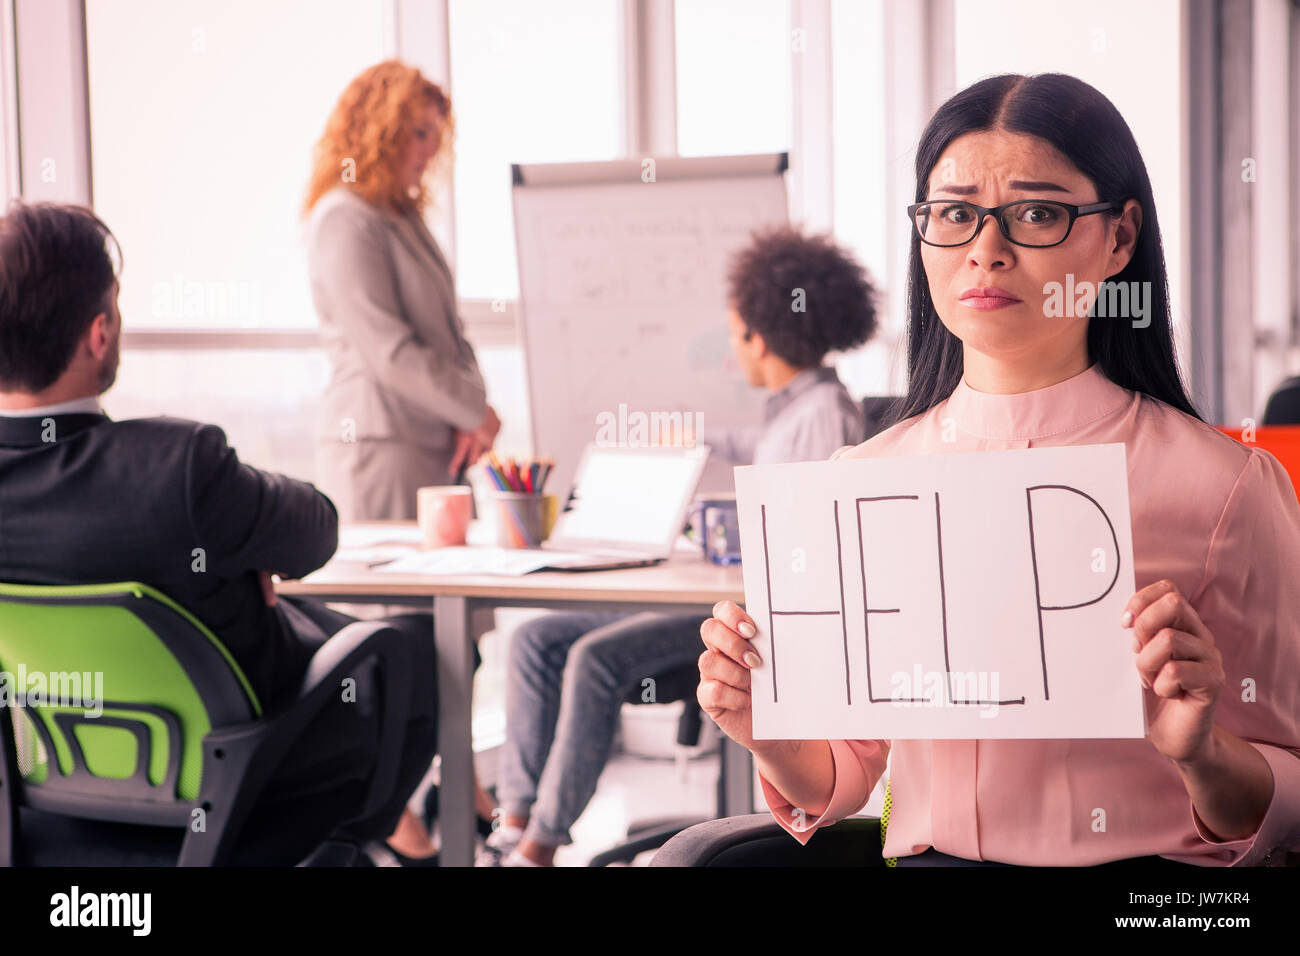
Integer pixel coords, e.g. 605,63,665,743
0,411,338,706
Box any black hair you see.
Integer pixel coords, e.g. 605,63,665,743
727,226,878,369
890,72,1201,425
0,200,120,392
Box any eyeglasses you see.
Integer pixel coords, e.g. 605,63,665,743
906,199,1120,248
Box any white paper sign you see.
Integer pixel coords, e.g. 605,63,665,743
734,443,1145,740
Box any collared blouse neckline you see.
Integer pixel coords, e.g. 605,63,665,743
941,361,1133,441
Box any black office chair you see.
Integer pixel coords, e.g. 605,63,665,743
1263,375,1300,424
651,813,886,866
652,804,1300,867
861,396,902,440
0,582,429,867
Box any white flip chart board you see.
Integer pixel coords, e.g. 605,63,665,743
513,154,789,499
733,443,1146,740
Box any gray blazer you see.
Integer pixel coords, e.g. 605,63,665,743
306,187,487,451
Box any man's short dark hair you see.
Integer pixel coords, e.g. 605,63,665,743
0,200,120,391
726,226,877,369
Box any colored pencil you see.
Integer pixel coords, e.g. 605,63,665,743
481,456,556,495
482,461,507,491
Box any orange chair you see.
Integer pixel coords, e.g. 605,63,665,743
1214,425,1300,494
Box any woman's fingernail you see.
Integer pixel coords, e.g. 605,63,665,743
738,621,756,638
1140,675,1151,689
1120,610,1133,628
743,651,762,668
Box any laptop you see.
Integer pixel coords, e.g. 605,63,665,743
518,443,711,571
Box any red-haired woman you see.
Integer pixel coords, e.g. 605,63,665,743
303,59,500,523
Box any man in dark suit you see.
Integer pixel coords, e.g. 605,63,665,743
0,199,438,863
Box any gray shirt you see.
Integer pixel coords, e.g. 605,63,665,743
706,365,865,465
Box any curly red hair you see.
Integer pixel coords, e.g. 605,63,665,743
302,59,454,217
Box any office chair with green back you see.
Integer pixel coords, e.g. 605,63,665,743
0,581,422,866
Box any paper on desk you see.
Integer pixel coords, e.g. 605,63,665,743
374,546,555,576
734,443,1144,741
333,545,420,565
339,524,425,548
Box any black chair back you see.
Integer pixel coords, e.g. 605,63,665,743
1263,376,1300,424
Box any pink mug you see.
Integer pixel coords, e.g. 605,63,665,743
417,486,473,548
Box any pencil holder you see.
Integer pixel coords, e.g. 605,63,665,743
489,492,558,548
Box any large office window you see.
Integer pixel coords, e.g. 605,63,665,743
829,0,894,398
675,0,791,158
448,0,623,302
86,0,390,331
83,0,392,478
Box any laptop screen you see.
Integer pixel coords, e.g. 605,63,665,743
550,445,709,552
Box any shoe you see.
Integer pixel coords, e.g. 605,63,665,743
502,847,542,867
422,783,439,829
423,783,499,843
475,824,524,867
364,840,441,868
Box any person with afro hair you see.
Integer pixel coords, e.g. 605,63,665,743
708,226,879,465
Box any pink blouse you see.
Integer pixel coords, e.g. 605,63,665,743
757,362,1300,866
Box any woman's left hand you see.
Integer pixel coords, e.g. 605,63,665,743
1124,579,1224,765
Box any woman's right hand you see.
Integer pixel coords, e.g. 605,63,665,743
698,600,763,752
448,404,502,477
475,405,502,446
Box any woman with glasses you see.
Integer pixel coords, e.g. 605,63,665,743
698,72,1300,867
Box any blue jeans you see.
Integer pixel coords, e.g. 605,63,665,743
497,610,706,847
